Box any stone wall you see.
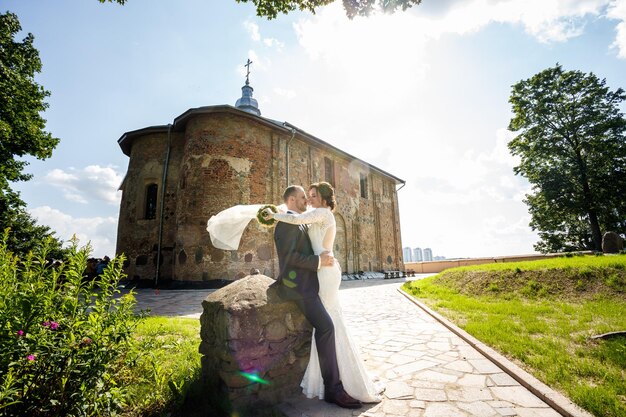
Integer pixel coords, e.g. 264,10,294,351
404,251,596,274
199,274,312,412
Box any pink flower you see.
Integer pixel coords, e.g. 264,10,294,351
27,354,35,361
43,321,59,330
81,337,92,346
16,330,24,337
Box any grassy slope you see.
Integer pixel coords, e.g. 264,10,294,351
402,254,626,417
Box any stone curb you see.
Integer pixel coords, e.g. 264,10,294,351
397,287,594,417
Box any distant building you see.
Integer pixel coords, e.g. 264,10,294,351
434,256,446,261
413,247,423,262
403,247,413,262
423,248,433,262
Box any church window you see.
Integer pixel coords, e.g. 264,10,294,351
360,173,368,199
324,157,335,186
144,183,158,220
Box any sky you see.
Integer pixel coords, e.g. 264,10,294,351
5,0,626,260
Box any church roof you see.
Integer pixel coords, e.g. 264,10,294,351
117,105,405,185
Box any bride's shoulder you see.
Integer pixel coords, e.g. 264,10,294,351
317,207,334,218
313,207,330,212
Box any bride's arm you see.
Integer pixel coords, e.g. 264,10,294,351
272,208,327,225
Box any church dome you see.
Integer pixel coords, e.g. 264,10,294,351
235,83,261,116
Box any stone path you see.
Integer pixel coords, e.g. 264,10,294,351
129,277,584,417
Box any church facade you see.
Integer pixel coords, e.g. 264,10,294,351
116,79,405,285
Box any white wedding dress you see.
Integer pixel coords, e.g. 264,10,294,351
274,207,382,403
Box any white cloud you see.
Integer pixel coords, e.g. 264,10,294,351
243,20,261,41
29,206,118,258
413,0,606,42
243,19,286,51
263,37,285,49
273,87,296,99
376,123,534,257
293,0,615,62
607,0,626,58
43,165,123,206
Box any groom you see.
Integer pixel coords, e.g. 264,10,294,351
269,185,361,409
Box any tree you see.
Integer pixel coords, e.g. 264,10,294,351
0,12,62,256
235,0,422,19
0,190,64,258
508,64,626,253
99,0,422,19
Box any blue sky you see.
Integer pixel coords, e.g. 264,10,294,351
5,0,626,259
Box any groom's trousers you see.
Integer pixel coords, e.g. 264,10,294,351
293,294,342,394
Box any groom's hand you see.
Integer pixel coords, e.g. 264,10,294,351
320,251,335,267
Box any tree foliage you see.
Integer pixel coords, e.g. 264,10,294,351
0,12,58,186
98,0,422,19
508,64,626,253
235,0,422,19
0,191,64,259
0,12,62,256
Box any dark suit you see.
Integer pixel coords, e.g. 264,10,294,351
271,214,342,394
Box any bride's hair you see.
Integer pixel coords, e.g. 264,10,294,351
309,181,336,211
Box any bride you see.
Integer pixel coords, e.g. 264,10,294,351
263,181,382,404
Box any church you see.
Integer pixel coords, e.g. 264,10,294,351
116,65,405,285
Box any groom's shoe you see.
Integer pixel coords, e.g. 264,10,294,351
324,389,362,409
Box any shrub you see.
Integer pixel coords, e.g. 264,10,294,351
0,230,141,416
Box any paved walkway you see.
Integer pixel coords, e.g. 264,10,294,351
130,277,586,417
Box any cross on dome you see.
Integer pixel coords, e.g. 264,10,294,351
245,59,253,85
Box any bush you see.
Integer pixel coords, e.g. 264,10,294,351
0,230,141,416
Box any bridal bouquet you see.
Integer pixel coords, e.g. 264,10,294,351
256,204,278,227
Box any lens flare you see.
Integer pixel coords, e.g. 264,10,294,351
238,371,270,385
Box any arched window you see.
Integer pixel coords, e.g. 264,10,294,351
360,173,368,199
144,183,158,220
324,157,335,186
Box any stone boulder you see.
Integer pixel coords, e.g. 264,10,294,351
199,274,311,413
602,231,624,254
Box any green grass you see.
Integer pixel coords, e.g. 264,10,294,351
455,253,626,273
402,254,626,417
118,316,205,417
